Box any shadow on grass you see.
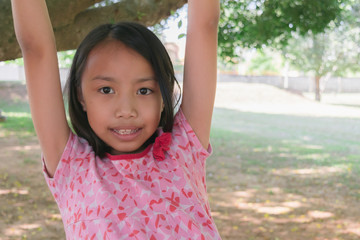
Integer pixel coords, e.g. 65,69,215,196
208,107,360,240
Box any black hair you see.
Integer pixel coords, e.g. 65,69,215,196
66,22,181,157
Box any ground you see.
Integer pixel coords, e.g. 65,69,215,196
0,82,360,239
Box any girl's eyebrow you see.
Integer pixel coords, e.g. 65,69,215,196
136,77,156,83
91,75,115,82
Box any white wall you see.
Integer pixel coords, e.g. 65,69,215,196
0,65,69,89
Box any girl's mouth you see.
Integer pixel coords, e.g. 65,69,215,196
112,128,140,135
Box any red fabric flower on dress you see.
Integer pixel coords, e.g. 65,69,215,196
153,132,172,161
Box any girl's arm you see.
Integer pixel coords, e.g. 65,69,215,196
12,0,70,177
181,0,220,149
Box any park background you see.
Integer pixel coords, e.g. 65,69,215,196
1,0,360,239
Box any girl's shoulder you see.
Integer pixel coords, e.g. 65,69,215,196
174,108,211,148
43,131,96,181
167,108,212,158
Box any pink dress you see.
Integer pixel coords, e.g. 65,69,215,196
43,109,222,240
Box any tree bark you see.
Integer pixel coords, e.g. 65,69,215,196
0,0,187,61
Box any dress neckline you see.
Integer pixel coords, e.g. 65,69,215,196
105,144,152,161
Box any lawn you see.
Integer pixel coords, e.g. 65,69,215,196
0,82,360,239
210,108,360,240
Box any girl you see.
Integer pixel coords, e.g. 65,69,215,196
12,0,220,239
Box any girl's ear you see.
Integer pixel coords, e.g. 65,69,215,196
77,88,87,111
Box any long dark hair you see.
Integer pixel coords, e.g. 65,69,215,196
66,22,181,157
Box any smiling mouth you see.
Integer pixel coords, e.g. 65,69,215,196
112,128,140,135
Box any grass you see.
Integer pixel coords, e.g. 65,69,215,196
0,102,35,138
208,107,360,239
0,82,35,138
210,107,360,181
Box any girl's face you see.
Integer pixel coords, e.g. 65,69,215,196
79,40,164,155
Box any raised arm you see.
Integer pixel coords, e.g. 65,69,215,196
181,0,220,149
11,0,70,177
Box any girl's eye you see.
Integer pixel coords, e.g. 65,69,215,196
137,88,152,95
99,87,114,94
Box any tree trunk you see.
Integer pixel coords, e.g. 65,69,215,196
0,0,187,61
315,75,321,102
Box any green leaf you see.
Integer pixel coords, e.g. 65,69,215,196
178,20,183,29
178,33,186,39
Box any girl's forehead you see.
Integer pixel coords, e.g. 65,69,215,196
82,40,155,84
85,40,148,68
89,40,131,58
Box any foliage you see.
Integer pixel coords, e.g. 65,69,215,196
218,0,345,63
238,0,360,101
92,0,184,40
80,0,350,67
282,2,360,78
57,50,76,68
3,51,76,68
3,58,24,66
247,49,282,75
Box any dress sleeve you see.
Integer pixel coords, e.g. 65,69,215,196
170,108,213,195
173,108,212,158
42,131,91,203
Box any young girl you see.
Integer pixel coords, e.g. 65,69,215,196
12,0,220,239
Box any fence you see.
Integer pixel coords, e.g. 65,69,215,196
0,65,69,89
218,74,360,93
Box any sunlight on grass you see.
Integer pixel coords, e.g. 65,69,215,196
5,112,31,118
233,190,256,199
0,111,35,137
4,223,41,237
18,223,41,230
296,153,331,160
301,144,324,150
49,214,62,221
343,222,360,236
272,165,348,177
257,206,292,215
307,210,334,219
0,188,29,195
215,83,360,119
236,200,303,216
5,144,40,151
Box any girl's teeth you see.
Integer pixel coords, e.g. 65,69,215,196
114,129,138,135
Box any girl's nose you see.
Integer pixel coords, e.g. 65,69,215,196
114,96,137,119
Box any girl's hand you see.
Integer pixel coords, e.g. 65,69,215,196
181,0,220,149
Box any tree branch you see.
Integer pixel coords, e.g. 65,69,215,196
47,0,105,27
0,0,186,61
54,0,187,51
